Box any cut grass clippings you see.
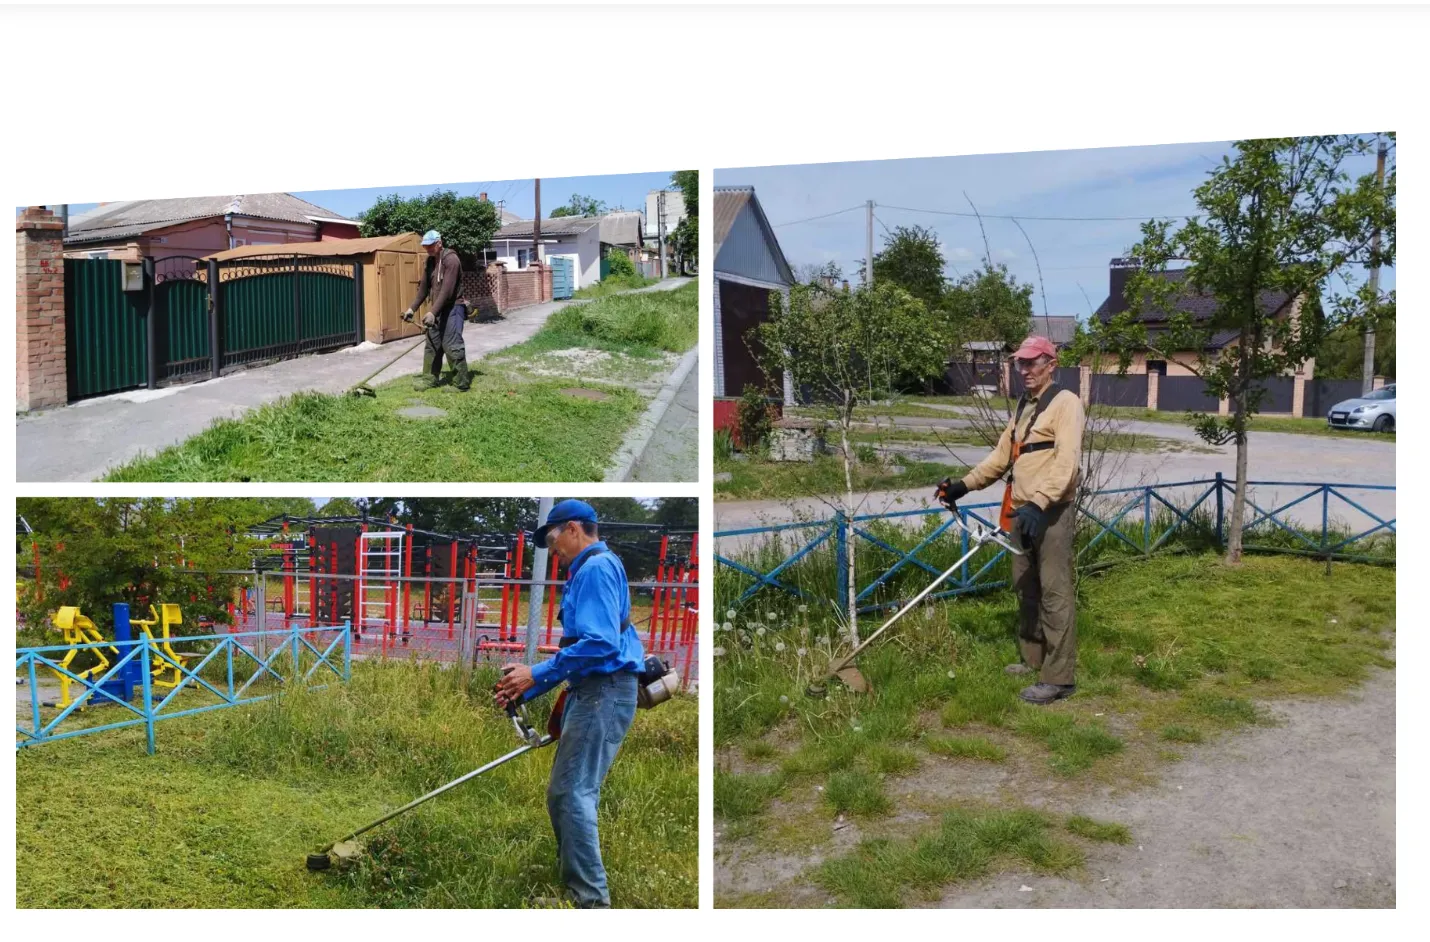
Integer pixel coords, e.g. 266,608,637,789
16,661,697,908
102,284,697,483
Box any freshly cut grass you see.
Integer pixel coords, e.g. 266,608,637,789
1160,724,1206,744
16,661,696,908
813,808,1084,907
926,735,1007,763
715,771,786,822
1013,710,1125,776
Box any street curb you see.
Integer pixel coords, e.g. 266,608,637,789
604,347,699,482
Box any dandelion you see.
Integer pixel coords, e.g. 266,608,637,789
946,670,956,679
775,641,786,652
852,725,863,733
726,609,736,620
756,627,767,637
779,695,789,704
721,622,733,632
766,612,778,622
797,647,808,657
798,604,809,613
713,647,726,657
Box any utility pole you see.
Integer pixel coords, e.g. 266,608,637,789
657,190,668,279
1362,139,1387,395
866,199,875,286
532,178,541,267
524,497,553,665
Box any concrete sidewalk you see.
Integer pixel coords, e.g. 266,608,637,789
628,356,699,482
17,299,564,482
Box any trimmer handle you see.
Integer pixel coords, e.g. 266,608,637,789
946,508,1025,556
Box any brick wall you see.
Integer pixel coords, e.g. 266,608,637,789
16,207,68,410
459,264,552,319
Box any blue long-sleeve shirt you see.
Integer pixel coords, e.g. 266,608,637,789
525,541,645,700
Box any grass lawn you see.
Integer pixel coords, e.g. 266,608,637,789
16,661,697,909
846,425,1217,455
569,274,658,300
714,451,961,502
712,552,1394,906
103,285,696,482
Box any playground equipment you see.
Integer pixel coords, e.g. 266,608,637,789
130,604,196,690
45,606,119,709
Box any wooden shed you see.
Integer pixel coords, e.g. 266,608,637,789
206,233,429,344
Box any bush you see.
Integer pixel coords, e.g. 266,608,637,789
714,427,735,461
737,385,775,450
606,247,638,278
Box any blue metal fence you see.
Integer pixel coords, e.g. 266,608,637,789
15,623,351,753
715,476,1395,614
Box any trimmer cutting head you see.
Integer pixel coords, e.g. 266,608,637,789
306,840,364,871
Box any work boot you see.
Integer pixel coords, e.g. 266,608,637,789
412,374,436,392
1018,682,1076,705
452,361,471,392
1004,663,1034,676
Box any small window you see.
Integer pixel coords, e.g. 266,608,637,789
516,248,530,269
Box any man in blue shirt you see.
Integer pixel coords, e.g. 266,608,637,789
494,500,645,908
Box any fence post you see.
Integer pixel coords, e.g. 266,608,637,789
1214,472,1225,547
140,635,156,755
1320,486,1330,558
291,625,300,686
1143,487,1152,557
834,513,848,611
143,257,159,389
353,261,364,346
208,259,222,378
292,255,302,354
343,621,352,681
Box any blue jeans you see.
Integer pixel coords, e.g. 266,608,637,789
547,671,638,908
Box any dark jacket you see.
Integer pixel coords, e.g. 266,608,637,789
410,247,464,318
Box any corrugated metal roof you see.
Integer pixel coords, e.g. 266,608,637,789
495,215,603,239
64,193,354,244
205,232,420,261
713,186,752,251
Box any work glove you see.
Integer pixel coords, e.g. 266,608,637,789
421,311,436,329
400,308,414,323
935,477,969,510
1012,502,1047,546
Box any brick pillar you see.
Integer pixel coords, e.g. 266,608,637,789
1218,396,1230,417
1292,372,1306,418
1079,365,1091,407
16,207,68,411
1146,369,1160,411
1372,375,1385,391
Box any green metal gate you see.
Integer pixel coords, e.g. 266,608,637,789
64,258,149,400
153,255,211,381
217,257,361,369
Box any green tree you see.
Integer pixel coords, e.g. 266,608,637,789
670,170,698,274
872,224,947,309
650,498,698,532
17,498,269,635
550,194,607,218
358,190,500,263
605,245,638,278
1074,135,1395,563
755,283,946,641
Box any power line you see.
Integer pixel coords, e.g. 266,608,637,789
878,203,1199,223
771,204,865,228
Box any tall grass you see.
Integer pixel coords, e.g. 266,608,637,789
537,282,697,355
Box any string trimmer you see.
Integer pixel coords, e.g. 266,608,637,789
347,330,426,398
805,511,1023,699
305,700,551,871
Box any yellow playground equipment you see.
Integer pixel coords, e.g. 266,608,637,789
131,604,196,689
48,606,118,709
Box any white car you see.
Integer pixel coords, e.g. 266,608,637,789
1327,384,1395,433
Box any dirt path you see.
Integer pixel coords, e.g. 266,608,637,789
717,665,1396,908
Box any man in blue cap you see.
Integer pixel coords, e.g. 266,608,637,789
401,230,470,392
494,499,645,908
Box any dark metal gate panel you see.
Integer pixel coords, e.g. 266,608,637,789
719,278,775,397
945,359,1002,395
1090,372,1149,408
218,257,358,369
298,269,357,349
221,269,299,367
153,255,211,381
1158,375,1220,413
1010,366,1082,399
1258,377,1295,414
550,257,574,300
64,258,148,400
1305,379,1365,418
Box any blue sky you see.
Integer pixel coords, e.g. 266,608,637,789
46,170,678,224
716,141,1396,322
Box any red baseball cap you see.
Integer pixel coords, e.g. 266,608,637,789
1010,335,1057,361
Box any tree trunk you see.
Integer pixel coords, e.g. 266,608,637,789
1226,328,1252,565
840,398,859,646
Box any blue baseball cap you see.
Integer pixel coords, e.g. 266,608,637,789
421,230,441,245
535,499,598,544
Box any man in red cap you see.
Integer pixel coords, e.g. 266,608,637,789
935,335,1085,704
